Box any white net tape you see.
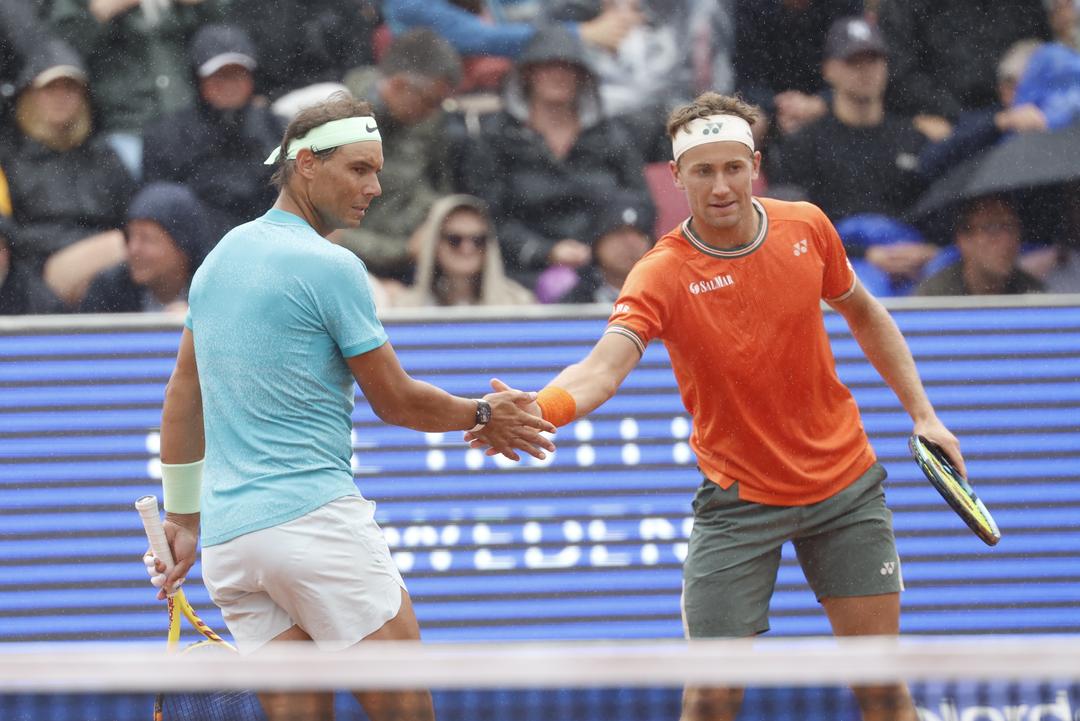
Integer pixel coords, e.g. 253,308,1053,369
2,636,1079,693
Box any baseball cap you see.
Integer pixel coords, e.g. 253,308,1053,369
17,39,88,92
190,24,257,78
591,201,655,246
825,17,887,60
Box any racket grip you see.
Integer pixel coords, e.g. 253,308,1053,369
136,494,176,572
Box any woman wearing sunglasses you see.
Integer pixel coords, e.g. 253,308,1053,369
395,194,534,308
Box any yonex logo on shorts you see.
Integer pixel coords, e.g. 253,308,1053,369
880,561,896,575
689,274,734,295
793,239,808,256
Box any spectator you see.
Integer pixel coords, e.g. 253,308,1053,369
462,25,652,287
224,0,381,102
0,216,64,315
919,39,1049,182
79,183,210,314
1040,181,1080,292
1047,0,1079,50
915,195,1045,296
733,0,862,137
770,16,938,280
383,0,641,60
878,0,1050,127
6,39,134,307
394,194,533,307
0,2,57,151
0,165,10,216
557,200,654,304
546,0,735,163
331,29,463,282
46,0,229,178
142,24,283,242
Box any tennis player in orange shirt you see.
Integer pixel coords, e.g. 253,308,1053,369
472,91,964,721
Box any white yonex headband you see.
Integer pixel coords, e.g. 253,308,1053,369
264,116,382,165
672,114,755,162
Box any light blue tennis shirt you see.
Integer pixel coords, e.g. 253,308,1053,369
185,208,388,546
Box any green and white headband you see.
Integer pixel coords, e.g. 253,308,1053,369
264,116,382,165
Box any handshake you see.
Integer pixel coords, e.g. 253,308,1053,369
466,379,559,462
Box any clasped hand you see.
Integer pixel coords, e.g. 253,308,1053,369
470,378,556,462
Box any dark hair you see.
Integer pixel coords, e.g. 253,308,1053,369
957,195,1019,233
378,29,462,87
666,92,759,140
269,92,374,190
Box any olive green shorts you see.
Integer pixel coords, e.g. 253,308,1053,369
681,462,902,638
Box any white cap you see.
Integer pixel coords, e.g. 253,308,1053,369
32,65,87,89
198,52,256,78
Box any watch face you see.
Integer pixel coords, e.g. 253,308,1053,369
476,400,492,425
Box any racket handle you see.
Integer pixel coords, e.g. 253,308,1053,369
136,494,176,572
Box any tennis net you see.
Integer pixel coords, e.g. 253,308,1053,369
2,636,1078,721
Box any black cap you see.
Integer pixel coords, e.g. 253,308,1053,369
16,38,87,93
824,17,887,60
190,24,257,78
591,200,655,246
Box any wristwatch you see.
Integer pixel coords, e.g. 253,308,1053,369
469,399,492,433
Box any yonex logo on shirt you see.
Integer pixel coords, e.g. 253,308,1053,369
613,303,631,314
689,274,734,295
793,239,808,256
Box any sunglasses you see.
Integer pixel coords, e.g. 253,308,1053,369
442,233,489,249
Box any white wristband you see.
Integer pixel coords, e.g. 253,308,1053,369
162,459,203,514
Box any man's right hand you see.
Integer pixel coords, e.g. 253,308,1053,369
143,514,199,600
472,379,556,462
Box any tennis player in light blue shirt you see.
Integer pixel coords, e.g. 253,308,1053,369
185,206,388,546
149,94,555,721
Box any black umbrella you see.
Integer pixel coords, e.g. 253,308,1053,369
910,120,1080,218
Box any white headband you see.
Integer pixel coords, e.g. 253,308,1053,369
264,116,381,165
672,114,755,162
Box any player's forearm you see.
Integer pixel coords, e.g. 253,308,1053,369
545,362,620,420
847,302,936,424
378,378,475,433
160,374,205,464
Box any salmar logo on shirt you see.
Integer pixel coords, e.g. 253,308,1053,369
689,274,734,295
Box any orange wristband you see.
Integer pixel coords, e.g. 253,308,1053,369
536,386,577,427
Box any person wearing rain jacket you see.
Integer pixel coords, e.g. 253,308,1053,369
459,24,652,288
79,182,211,314
393,194,533,308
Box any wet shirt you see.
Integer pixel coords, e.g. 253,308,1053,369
186,209,387,545
607,197,876,505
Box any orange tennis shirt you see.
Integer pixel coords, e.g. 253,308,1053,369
606,197,876,506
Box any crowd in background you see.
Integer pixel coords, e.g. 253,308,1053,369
1,0,1079,317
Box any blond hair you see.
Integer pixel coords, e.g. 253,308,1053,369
15,85,91,153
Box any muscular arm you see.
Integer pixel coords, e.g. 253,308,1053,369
348,342,477,432
161,329,204,462
544,333,643,420
828,282,966,476
157,328,203,592
348,342,555,459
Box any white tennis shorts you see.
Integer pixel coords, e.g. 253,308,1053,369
201,495,406,654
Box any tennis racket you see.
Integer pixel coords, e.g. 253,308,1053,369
908,435,1001,547
136,495,264,721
